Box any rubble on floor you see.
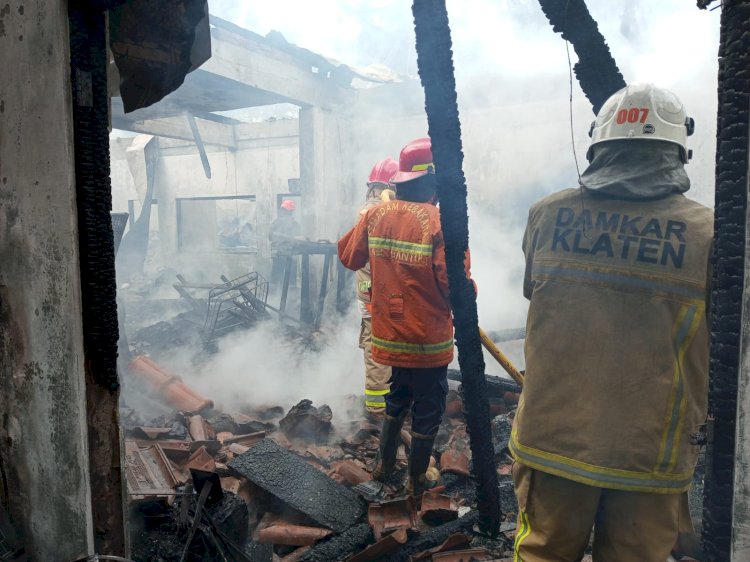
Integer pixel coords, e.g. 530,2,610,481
124,356,520,561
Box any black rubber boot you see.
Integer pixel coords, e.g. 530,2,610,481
406,431,437,497
372,414,406,482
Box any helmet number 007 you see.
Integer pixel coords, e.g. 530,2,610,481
616,108,650,125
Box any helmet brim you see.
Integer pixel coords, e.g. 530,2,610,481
390,170,428,184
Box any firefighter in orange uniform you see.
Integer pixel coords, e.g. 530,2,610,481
510,84,713,561
339,137,471,496
356,158,399,420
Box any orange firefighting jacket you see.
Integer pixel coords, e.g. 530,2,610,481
339,200,469,368
354,196,383,318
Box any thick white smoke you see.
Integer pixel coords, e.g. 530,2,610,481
119,1,721,399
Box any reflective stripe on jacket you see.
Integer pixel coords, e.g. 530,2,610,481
355,197,382,318
338,200,464,368
510,188,713,493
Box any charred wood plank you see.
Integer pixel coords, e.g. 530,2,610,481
228,439,365,533
702,2,750,560
68,4,126,554
412,0,501,535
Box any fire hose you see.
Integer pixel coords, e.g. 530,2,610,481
478,327,524,387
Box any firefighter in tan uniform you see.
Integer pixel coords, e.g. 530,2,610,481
357,158,399,419
510,84,713,562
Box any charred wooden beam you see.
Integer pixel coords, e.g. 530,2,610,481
411,0,501,535
536,0,626,113
68,3,126,554
702,2,750,560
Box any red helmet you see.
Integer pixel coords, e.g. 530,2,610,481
367,157,398,186
280,199,295,211
390,137,434,184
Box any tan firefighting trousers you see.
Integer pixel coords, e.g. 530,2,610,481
359,316,391,416
512,462,689,562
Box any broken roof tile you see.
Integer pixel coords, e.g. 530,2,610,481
367,497,418,541
184,445,216,473
129,356,214,413
188,414,216,442
257,523,332,546
125,441,180,501
135,439,192,462
329,460,371,486
228,442,250,456
440,449,471,478
420,491,458,526
217,431,235,443
347,528,409,562
220,476,242,494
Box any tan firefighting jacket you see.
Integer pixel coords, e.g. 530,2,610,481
510,187,713,494
355,196,383,318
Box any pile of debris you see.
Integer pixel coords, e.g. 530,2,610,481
123,356,523,561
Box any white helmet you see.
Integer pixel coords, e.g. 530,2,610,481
587,83,695,163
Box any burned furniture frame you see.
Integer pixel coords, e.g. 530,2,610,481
173,272,270,344
274,239,341,329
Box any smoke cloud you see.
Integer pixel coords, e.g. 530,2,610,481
116,1,721,399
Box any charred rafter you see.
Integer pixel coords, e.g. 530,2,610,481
536,0,626,114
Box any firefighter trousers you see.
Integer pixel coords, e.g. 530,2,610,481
359,317,391,415
512,461,686,562
385,365,448,436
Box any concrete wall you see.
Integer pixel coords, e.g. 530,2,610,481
110,119,299,283
0,0,94,559
732,173,750,557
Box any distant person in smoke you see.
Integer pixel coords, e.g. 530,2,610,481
338,137,473,496
239,220,255,248
353,157,399,422
510,84,712,561
218,216,241,248
269,199,301,289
